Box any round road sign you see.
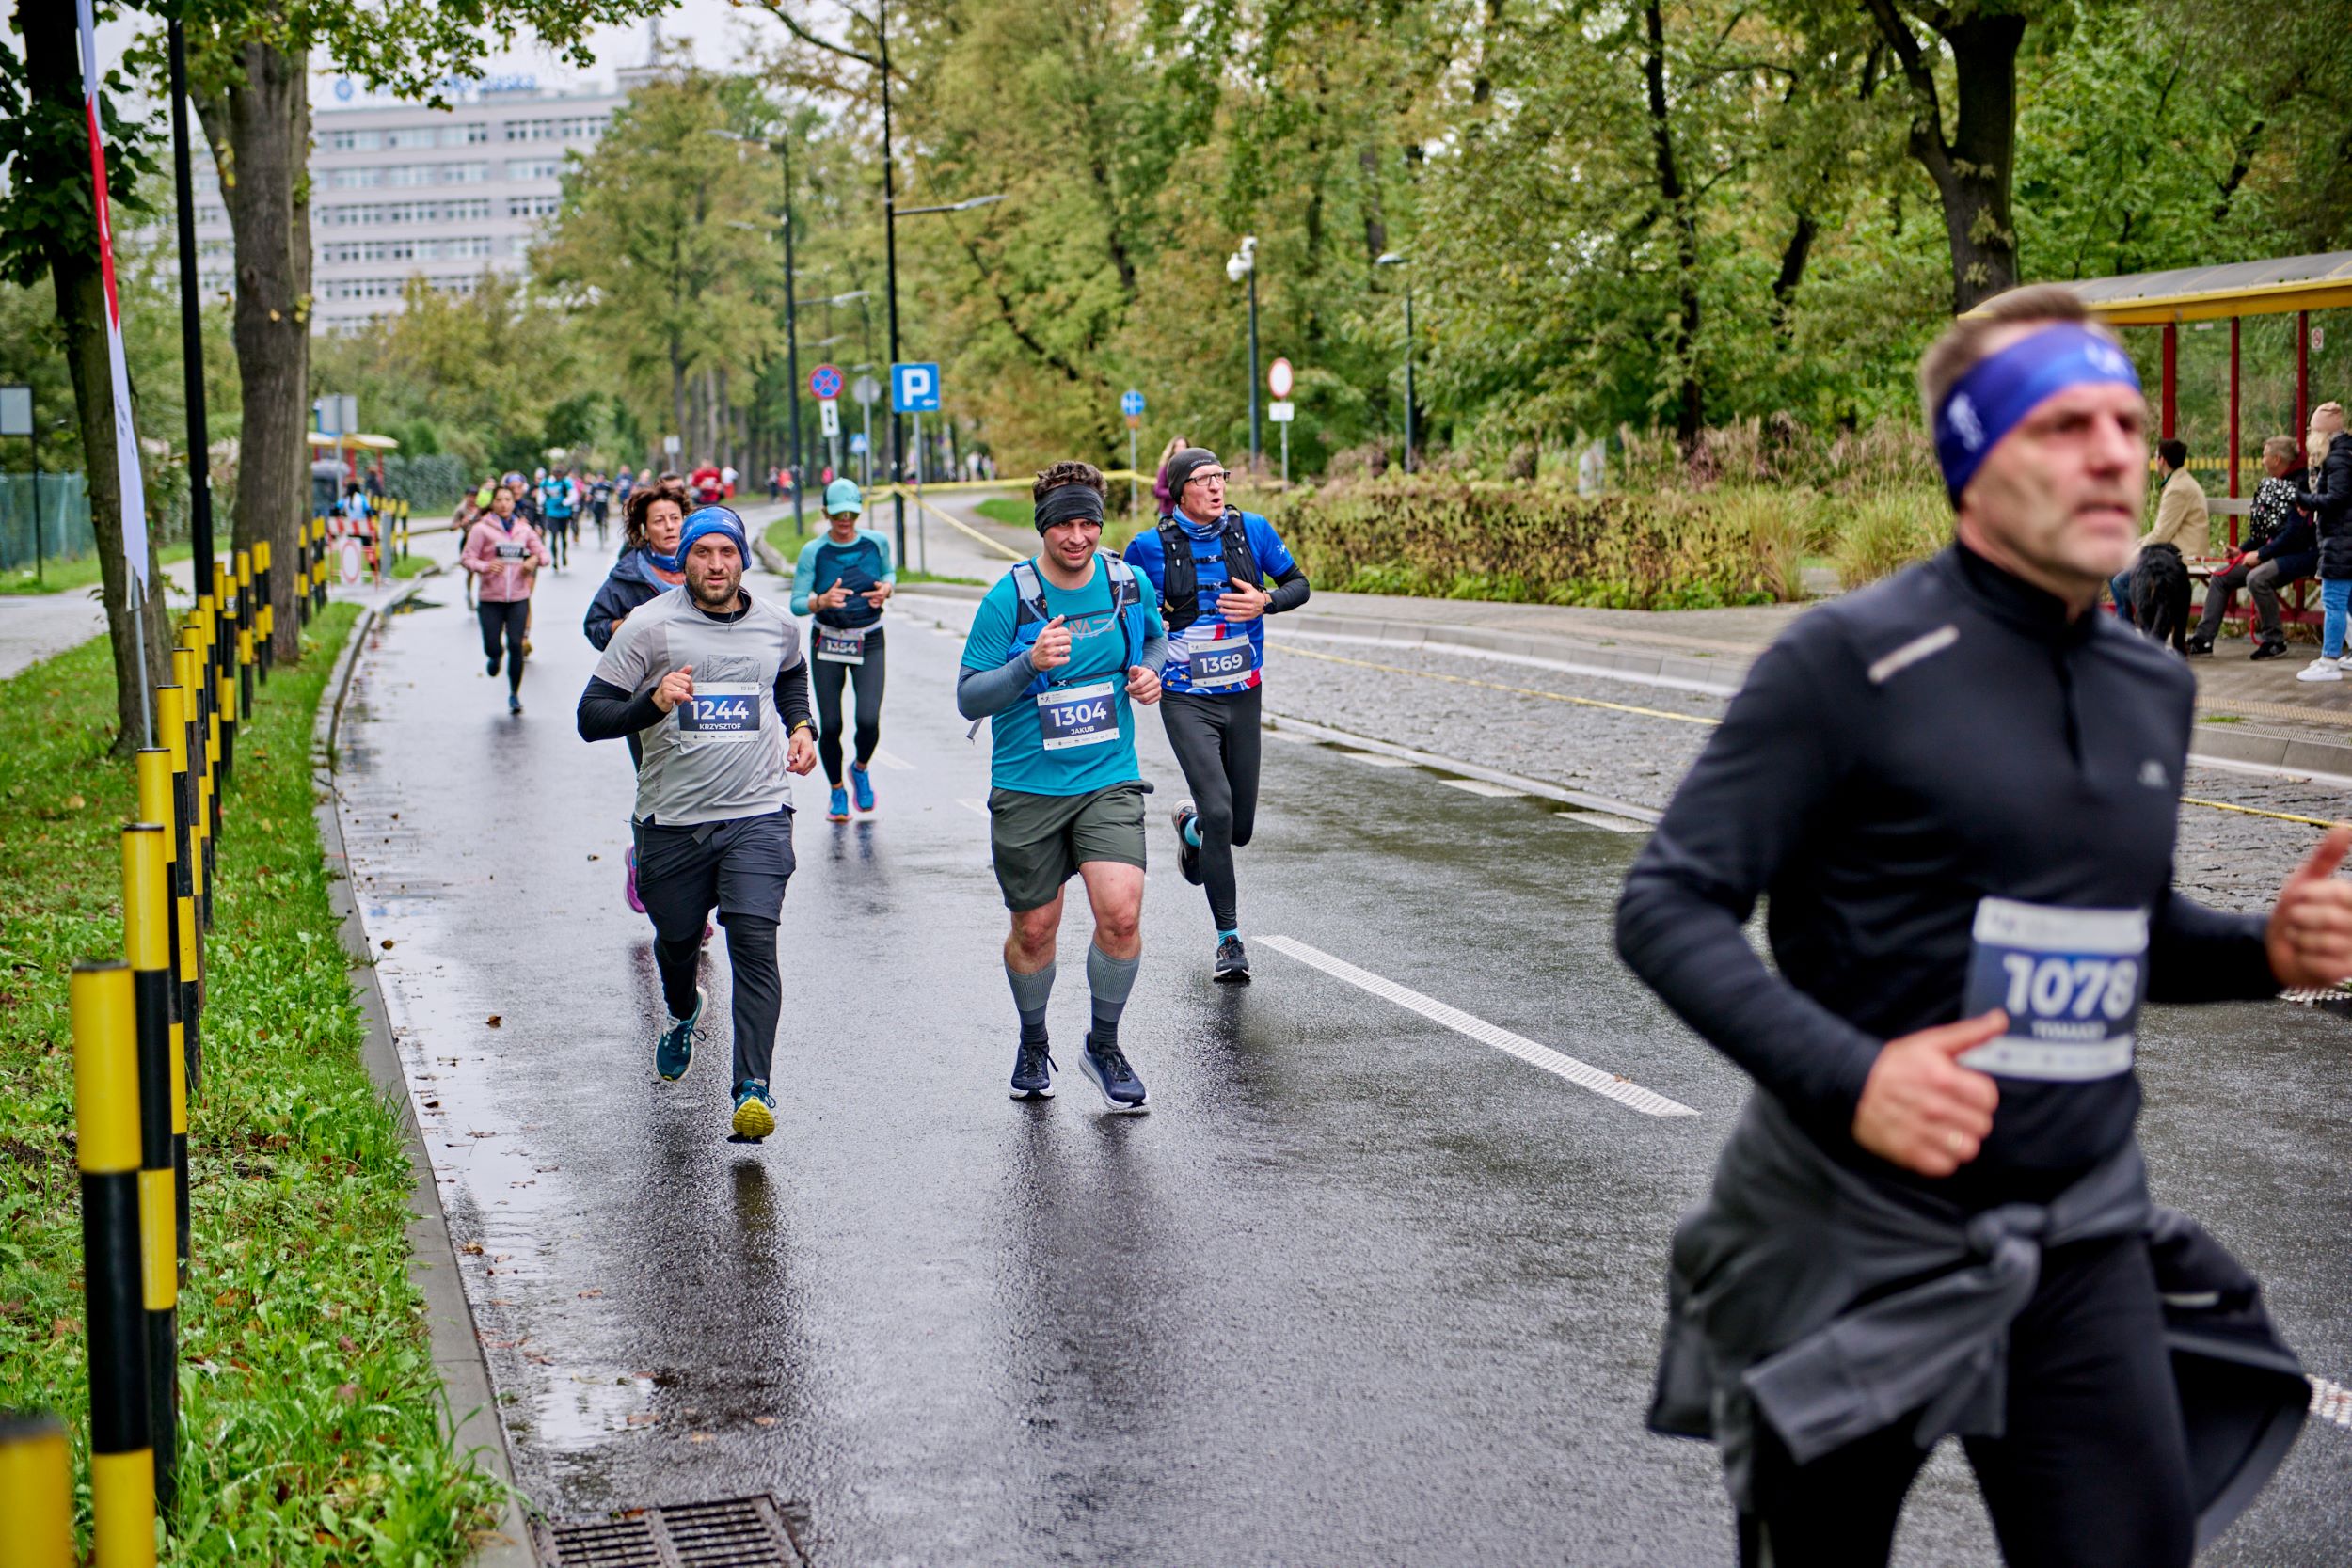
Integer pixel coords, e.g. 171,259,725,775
851,374,882,406
1268,357,1294,400
809,364,843,401
1120,389,1146,418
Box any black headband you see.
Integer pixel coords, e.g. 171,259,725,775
1034,484,1105,531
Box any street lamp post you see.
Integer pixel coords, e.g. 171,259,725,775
712,127,812,532
1227,236,1260,469
1375,252,1414,474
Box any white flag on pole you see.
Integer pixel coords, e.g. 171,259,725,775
76,0,151,592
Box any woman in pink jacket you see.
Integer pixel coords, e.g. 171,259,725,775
460,483,551,714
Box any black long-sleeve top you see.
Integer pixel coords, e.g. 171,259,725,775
1616,545,2277,1200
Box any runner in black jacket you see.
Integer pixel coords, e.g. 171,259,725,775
1617,286,2352,1568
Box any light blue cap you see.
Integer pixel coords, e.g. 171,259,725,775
823,479,863,516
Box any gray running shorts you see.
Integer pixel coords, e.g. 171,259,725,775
988,782,1146,912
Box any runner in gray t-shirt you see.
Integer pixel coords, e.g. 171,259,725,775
578,507,818,1141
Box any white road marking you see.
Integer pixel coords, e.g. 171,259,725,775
1341,752,1414,768
1263,712,1663,824
2312,1376,2352,1431
1557,810,1651,833
869,749,917,771
1260,936,1698,1117
956,798,989,816
1441,777,1523,797
1282,628,1739,698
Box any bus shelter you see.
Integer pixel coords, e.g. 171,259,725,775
2036,250,2352,498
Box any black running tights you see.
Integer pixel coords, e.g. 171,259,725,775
1161,686,1263,931
477,600,527,695
1738,1236,2193,1568
810,631,886,786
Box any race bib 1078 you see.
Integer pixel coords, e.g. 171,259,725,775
1958,897,2148,1081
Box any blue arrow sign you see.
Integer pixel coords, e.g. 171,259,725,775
891,362,941,413
1120,388,1145,418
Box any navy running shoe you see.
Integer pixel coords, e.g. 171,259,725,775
1009,1037,1056,1099
1171,800,1203,885
1214,935,1251,985
1079,1033,1147,1114
731,1079,776,1140
655,987,705,1081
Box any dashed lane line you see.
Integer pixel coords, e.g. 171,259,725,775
1442,778,1525,798
1285,627,1740,698
869,748,917,771
2312,1376,2351,1431
1260,936,1698,1117
956,798,989,816
1263,711,1664,825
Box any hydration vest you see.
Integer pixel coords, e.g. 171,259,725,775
1155,511,1261,633
1007,555,1146,695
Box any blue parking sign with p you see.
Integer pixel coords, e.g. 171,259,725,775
892,362,941,413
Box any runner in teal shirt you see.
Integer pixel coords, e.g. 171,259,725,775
956,463,1168,1114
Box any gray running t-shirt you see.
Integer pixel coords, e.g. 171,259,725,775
593,586,804,825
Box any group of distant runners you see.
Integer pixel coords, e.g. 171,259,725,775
437,295,2352,1567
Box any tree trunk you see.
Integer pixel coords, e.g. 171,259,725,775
195,40,309,664
21,0,167,754
1864,2,2024,314
1642,0,1704,443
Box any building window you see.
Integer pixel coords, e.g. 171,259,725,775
506,157,565,181
448,122,489,146
505,194,563,219
385,128,436,150
330,166,383,188
443,162,491,183
386,165,432,187
325,129,382,152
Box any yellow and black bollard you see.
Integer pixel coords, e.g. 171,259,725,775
122,824,179,1514
215,583,238,796
134,752,193,1285
157,677,202,1102
294,518,311,627
233,548,255,720
312,516,328,612
72,962,158,1568
252,539,273,680
0,1410,73,1568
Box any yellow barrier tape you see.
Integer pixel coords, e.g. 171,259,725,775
2177,796,2344,830
887,488,1026,562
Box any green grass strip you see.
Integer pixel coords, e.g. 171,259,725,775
0,540,198,597
0,605,497,1563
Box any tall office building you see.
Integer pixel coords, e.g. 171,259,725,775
188,73,641,334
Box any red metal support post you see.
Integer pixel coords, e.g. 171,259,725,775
2228,316,2240,499
2297,310,2311,435
2160,323,2178,441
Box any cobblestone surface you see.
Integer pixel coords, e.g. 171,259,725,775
1266,637,2352,916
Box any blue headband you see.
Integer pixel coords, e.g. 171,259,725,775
676,506,748,568
1935,324,2142,503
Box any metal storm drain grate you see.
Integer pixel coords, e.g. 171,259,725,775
534,1496,811,1568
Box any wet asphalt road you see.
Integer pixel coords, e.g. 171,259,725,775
334,555,2352,1565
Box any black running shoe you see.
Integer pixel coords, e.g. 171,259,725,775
1009,1037,1056,1100
1172,799,1203,886
2250,641,2290,661
1079,1032,1147,1113
1214,934,1251,984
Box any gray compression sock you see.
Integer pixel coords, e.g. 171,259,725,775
1007,959,1056,1045
1087,943,1140,1051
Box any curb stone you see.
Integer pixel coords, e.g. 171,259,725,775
310,575,538,1567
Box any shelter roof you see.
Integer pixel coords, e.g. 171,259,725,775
1974,252,2352,325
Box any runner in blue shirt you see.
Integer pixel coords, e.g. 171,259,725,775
1123,448,1311,982
958,462,1168,1111
539,467,579,570
791,480,897,820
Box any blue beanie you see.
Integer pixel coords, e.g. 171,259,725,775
822,478,863,515
677,505,749,566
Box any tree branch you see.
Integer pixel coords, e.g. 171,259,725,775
742,1,882,70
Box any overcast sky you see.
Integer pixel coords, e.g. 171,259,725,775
91,0,777,104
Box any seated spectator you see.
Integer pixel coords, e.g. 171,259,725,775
2112,437,2207,624
2188,436,2314,659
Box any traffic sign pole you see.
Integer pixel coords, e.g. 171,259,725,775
1129,426,1137,515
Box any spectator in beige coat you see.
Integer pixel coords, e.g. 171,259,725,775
2112,438,2206,623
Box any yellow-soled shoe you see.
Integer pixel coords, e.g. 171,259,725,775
731,1081,776,1141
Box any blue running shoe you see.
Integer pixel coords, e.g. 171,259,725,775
1009,1037,1056,1099
827,784,850,822
655,987,705,1082
1079,1032,1148,1114
731,1079,776,1140
850,763,877,814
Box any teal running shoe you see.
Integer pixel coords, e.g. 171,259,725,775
850,763,877,813
732,1080,777,1140
827,784,850,822
655,987,705,1081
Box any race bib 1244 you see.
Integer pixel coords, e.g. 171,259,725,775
1958,897,2148,1081
675,680,761,743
